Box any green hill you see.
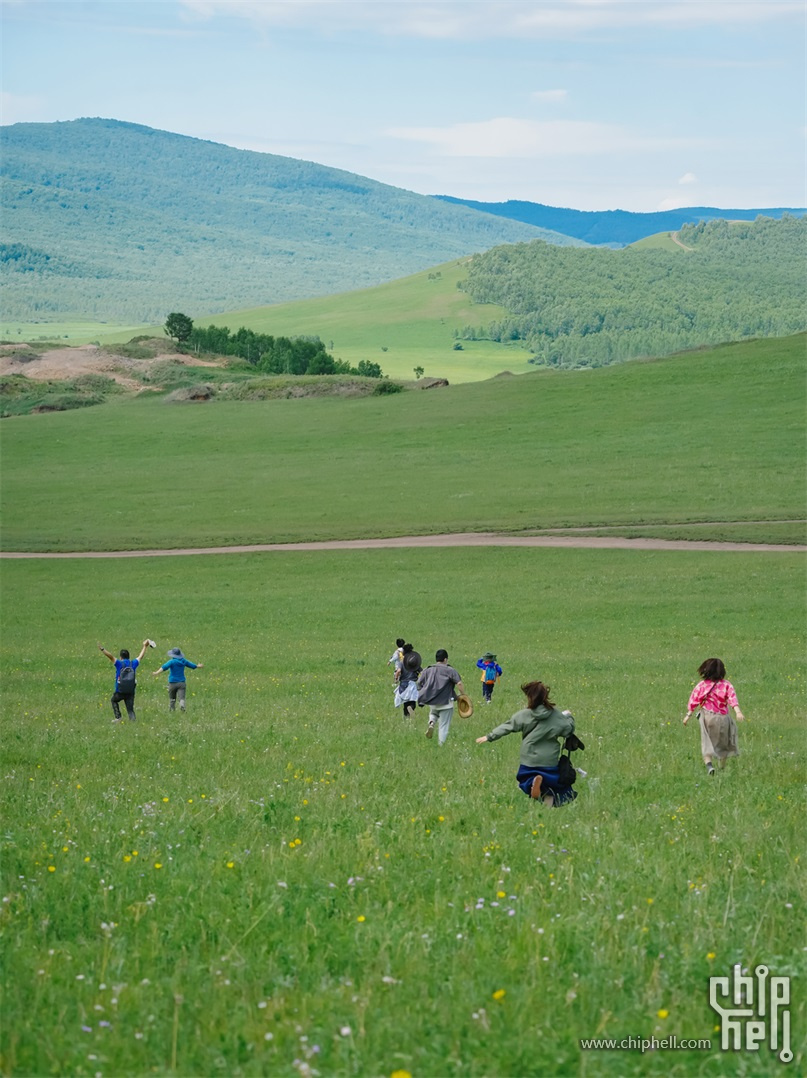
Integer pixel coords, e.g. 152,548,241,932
185,260,529,382
0,118,581,323
1,334,802,552
455,216,806,366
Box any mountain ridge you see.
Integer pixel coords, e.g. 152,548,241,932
433,195,806,246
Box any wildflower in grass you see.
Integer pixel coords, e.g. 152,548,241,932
226,862,235,869
497,890,506,898
390,1071,412,1078
707,952,716,960
492,989,506,1001
657,1009,669,1019
339,1025,351,1036
357,915,366,922
154,863,162,870
646,898,654,905
47,866,55,873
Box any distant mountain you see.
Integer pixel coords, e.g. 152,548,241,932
433,196,806,247
0,119,582,323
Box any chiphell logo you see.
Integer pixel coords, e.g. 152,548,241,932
709,964,792,1064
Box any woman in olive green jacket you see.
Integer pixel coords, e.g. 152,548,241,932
477,681,577,806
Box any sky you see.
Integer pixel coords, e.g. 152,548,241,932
1,0,805,212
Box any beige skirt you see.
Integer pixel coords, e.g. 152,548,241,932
699,708,739,759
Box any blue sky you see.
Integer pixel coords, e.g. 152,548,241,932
1,0,804,211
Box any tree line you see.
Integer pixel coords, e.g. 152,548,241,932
165,315,383,378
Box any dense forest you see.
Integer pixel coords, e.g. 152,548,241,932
0,119,576,322
435,196,805,246
455,216,806,367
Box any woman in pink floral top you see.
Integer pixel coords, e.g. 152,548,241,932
683,658,745,775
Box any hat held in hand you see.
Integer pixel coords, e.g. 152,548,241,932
456,694,474,718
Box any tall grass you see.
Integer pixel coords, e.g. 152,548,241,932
1,549,804,1076
2,336,803,552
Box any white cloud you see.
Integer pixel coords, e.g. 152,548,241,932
177,1,802,39
531,89,568,103
678,172,698,185
385,116,699,158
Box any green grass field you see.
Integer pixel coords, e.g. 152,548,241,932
1,313,804,1075
2,335,804,552
628,233,685,253
0,322,154,347
1,262,530,383
1,548,804,1076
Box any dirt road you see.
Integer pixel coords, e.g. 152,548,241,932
2,533,803,558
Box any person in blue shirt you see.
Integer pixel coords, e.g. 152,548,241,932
98,639,151,722
476,652,503,704
152,647,204,712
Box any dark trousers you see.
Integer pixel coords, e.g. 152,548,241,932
168,682,187,711
482,683,495,701
112,690,136,721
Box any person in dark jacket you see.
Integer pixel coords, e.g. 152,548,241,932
395,643,422,718
97,639,151,722
417,649,466,745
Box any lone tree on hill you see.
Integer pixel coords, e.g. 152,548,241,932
164,312,194,345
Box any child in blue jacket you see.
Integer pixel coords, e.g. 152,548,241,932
476,652,503,703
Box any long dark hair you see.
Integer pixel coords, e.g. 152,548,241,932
698,658,726,682
521,681,555,710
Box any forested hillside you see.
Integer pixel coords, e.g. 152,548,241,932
435,195,806,246
0,119,579,323
455,216,806,367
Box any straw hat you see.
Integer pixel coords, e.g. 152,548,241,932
456,694,474,718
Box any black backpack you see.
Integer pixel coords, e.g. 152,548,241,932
118,663,136,695
557,733,585,786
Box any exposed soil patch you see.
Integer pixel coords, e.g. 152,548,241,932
0,342,220,391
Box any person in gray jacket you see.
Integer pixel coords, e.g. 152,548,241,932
476,680,577,806
417,649,466,745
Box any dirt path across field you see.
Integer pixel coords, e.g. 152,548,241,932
670,231,695,251
2,533,804,558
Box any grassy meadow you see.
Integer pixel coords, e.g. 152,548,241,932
1,548,805,1077
2,335,804,553
1,318,805,1075
1,262,529,383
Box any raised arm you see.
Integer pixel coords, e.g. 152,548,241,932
136,640,150,661
97,643,115,664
